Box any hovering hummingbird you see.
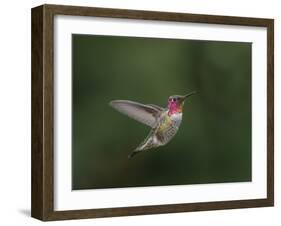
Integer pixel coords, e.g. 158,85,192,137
109,91,196,158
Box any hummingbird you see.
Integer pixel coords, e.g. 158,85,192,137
109,91,196,158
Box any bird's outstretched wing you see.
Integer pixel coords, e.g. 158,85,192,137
109,100,162,128
147,104,165,111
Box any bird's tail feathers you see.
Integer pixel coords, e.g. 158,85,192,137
128,144,144,159
128,135,156,159
128,150,141,159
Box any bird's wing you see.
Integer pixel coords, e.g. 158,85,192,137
109,100,162,128
146,104,165,111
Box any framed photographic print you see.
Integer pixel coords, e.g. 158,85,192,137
31,4,274,221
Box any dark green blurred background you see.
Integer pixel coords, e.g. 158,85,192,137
72,34,251,190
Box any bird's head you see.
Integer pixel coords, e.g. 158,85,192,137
167,91,196,115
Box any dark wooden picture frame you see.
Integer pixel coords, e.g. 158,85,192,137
31,4,274,221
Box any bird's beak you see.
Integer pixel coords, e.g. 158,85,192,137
178,91,196,105
182,91,196,101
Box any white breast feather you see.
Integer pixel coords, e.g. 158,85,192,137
170,113,182,127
